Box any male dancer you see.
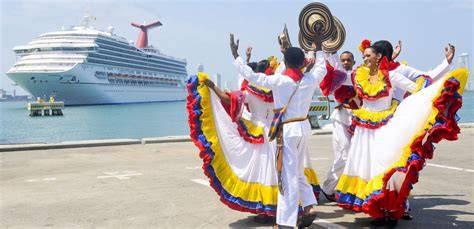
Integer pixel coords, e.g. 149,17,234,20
230,32,327,228
321,51,356,201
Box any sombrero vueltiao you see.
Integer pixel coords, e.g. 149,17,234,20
278,23,292,50
298,2,345,53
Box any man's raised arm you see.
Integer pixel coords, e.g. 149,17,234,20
230,34,279,89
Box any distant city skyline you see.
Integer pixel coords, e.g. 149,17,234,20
1,0,473,95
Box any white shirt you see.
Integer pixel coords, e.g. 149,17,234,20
233,51,327,137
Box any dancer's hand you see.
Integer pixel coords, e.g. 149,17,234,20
246,47,252,63
311,22,323,52
279,38,288,54
392,40,402,60
445,43,455,64
230,34,240,59
203,78,215,89
311,40,322,52
304,58,316,73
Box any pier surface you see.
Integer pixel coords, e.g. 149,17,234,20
1,129,473,228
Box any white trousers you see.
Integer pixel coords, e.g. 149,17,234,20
276,135,317,227
322,120,351,195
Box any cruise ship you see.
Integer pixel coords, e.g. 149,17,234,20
6,14,188,105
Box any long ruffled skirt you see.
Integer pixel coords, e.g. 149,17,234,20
186,72,320,216
335,69,468,218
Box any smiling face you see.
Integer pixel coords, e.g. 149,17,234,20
340,53,355,71
363,48,381,69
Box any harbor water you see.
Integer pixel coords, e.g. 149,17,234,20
1,92,473,144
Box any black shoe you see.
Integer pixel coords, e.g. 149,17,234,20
370,217,385,226
253,214,274,224
402,212,413,220
386,218,398,227
298,213,317,228
321,190,336,202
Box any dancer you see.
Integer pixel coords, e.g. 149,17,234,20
322,40,454,203
321,51,357,202
231,32,332,228
334,39,468,225
186,46,321,226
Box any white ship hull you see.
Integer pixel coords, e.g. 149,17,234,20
7,63,186,105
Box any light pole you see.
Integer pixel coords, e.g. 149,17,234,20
458,53,472,91
216,73,222,88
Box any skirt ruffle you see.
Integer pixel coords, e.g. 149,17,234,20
186,72,320,216
335,69,468,219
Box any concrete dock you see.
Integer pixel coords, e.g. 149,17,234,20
1,129,473,228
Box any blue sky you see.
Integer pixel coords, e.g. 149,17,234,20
1,0,473,94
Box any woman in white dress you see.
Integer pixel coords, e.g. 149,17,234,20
334,39,468,224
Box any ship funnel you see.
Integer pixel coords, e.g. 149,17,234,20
131,20,162,48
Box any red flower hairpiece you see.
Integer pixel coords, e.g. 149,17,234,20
358,39,371,53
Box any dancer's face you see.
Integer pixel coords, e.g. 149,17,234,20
340,53,355,71
363,48,381,69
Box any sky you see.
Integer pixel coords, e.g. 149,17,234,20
1,0,473,95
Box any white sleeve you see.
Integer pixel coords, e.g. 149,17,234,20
342,71,353,86
233,56,280,89
390,71,417,92
243,90,249,103
401,58,453,81
427,58,454,81
309,51,328,84
326,52,343,70
237,75,244,88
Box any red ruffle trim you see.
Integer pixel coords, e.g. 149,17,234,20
236,119,265,144
222,91,265,143
245,84,274,103
221,91,245,122
334,85,360,109
338,77,462,219
186,77,276,216
319,62,348,96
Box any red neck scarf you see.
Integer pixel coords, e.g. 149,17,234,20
283,68,304,82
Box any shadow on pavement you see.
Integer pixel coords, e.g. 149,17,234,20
228,195,473,228
228,215,275,228
334,195,473,228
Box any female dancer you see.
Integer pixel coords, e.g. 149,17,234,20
334,40,468,225
186,48,321,222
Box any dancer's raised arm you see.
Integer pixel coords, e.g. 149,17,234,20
203,78,230,105
398,43,455,81
231,34,281,89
